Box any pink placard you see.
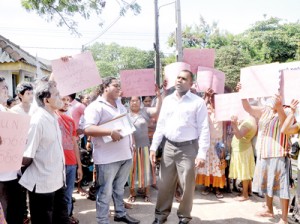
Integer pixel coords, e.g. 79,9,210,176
0,112,30,172
239,63,280,99
281,70,300,105
164,62,191,89
183,48,215,74
197,67,225,93
214,93,249,121
51,51,102,96
120,69,155,97
196,70,213,92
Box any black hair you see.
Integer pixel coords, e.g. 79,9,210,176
0,77,5,82
100,77,117,93
180,69,194,81
6,97,16,107
68,93,76,101
15,82,33,98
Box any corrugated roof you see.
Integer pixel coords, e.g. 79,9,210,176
0,35,51,72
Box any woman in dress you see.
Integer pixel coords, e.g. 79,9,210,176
196,88,226,198
241,86,290,224
229,115,257,201
128,89,162,202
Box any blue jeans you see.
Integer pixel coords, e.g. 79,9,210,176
64,165,77,216
95,159,132,224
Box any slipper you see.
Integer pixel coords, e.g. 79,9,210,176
144,196,151,202
234,196,249,202
255,211,274,218
215,192,224,199
124,202,133,209
127,195,136,203
201,188,210,195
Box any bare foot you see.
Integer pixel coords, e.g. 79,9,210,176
234,196,249,202
255,210,274,218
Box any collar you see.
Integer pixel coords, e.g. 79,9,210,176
170,90,193,100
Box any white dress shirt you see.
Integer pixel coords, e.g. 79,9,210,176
19,107,65,193
150,91,210,160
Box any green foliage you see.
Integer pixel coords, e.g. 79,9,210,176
240,17,300,63
87,42,156,77
167,15,300,89
215,45,252,89
21,0,140,35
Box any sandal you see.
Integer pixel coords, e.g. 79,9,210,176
201,188,210,196
69,216,80,224
215,192,224,199
127,195,136,203
144,195,151,202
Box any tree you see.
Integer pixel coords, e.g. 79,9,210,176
167,16,222,49
215,44,252,89
21,0,141,35
239,17,300,63
87,42,157,77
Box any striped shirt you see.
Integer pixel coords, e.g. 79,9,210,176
19,107,66,193
257,107,290,158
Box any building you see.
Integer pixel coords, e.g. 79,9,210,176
0,35,51,96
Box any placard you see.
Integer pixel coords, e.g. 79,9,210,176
197,67,225,93
0,112,30,172
280,70,300,105
120,69,155,97
214,93,248,121
51,51,102,96
239,63,280,99
183,48,215,74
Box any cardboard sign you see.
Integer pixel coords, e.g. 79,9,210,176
120,69,155,97
281,70,300,105
0,112,30,172
182,48,215,74
164,62,191,89
214,93,248,121
51,51,102,96
239,63,280,99
197,67,225,93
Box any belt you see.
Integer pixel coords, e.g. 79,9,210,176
166,138,197,147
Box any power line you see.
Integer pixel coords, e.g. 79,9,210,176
83,0,138,47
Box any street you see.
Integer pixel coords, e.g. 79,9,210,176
72,185,296,224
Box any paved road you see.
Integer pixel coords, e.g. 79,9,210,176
72,184,297,224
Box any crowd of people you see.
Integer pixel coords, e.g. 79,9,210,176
0,67,299,224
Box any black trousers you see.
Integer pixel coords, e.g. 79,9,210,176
0,179,24,224
28,187,69,224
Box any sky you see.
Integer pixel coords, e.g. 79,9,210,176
0,0,299,60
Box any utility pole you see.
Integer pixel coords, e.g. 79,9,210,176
175,0,183,62
154,0,160,86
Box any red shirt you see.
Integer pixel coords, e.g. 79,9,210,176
56,112,77,165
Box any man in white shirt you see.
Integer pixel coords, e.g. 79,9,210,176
0,76,24,224
19,78,69,224
149,70,210,224
84,77,140,224
11,82,37,115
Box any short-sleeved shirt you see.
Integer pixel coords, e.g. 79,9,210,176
256,107,290,158
19,107,65,193
69,100,86,130
56,112,77,165
129,108,151,147
231,117,257,152
83,96,132,164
